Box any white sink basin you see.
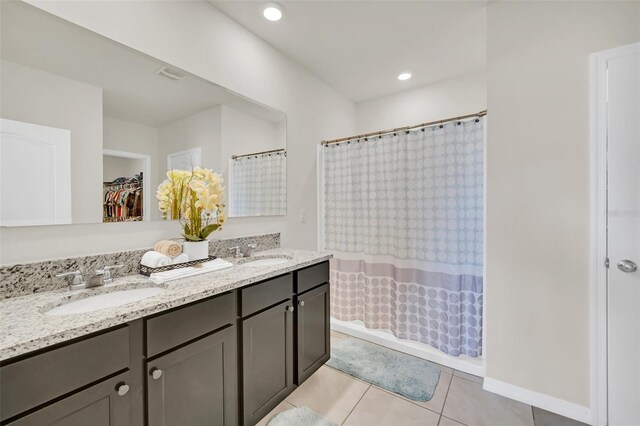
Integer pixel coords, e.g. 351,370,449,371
46,287,166,316
241,257,290,267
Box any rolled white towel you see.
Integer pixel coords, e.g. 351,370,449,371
141,251,172,268
171,253,189,265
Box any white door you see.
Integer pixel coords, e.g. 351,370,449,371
606,45,640,426
0,118,72,226
167,147,201,171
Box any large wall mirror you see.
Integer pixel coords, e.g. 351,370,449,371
0,1,286,227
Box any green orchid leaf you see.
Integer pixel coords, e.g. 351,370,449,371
183,233,203,242
200,223,220,240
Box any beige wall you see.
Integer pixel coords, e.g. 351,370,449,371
0,0,355,264
103,157,145,183
221,106,281,160
220,105,283,192
103,117,159,161
103,116,160,219
486,1,640,407
0,60,103,224
158,105,223,177
355,72,486,134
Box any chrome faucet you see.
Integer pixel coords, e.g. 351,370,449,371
100,264,124,285
55,270,85,290
85,270,106,289
240,244,257,258
55,268,110,290
228,246,243,258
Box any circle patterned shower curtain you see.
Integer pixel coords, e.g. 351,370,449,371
322,118,484,357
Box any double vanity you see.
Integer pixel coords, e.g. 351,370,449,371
0,4,326,425
0,249,332,426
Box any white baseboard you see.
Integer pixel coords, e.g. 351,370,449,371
483,377,592,425
331,318,484,376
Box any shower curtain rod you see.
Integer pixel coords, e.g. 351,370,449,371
231,148,286,160
321,110,487,146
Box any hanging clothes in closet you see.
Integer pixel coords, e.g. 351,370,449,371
103,173,143,222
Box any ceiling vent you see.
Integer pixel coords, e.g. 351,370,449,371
156,66,185,81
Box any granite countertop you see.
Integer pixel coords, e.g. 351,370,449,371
0,248,332,361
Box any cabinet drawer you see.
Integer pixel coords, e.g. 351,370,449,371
1,326,129,422
240,274,293,317
296,261,329,294
146,292,235,357
7,371,131,426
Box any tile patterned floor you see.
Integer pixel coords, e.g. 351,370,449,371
258,331,588,426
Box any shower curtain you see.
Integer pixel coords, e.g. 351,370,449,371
322,118,484,357
230,152,286,216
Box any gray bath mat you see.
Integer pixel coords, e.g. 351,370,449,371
267,407,336,426
327,337,440,401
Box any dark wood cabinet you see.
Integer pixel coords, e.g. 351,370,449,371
146,293,236,358
295,262,329,294
7,372,131,426
147,326,237,426
0,327,130,423
1,261,331,426
296,283,331,384
241,299,295,426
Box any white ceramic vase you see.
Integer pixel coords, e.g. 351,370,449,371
182,240,209,261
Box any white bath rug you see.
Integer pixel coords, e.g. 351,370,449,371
267,406,336,426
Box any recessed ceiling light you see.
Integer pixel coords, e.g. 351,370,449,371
398,72,412,81
263,2,285,21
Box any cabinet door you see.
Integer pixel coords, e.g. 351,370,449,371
296,283,331,384
241,300,294,426
8,372,131,426
147,326,237,426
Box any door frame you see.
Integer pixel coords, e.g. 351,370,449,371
589,41,640,426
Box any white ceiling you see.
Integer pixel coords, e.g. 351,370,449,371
1,1,285,127
209,1,487,102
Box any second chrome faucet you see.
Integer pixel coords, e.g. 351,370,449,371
55,264,123,290
228,244,257,258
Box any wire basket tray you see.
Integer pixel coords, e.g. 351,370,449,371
140,256,217,276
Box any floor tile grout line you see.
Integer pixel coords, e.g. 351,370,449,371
324,364,371,385
340,384,371,425
441,414,471,426
452,369,484,383
441,371,455,415
369,382,447,416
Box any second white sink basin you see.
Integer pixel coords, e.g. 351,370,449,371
46,287,166,316
241,257,290,267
